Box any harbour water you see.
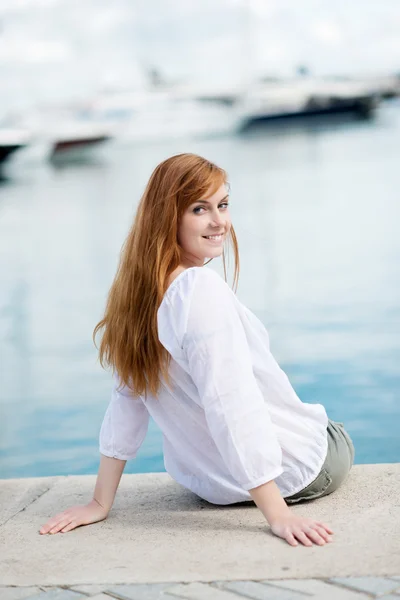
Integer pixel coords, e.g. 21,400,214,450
1,103,399,478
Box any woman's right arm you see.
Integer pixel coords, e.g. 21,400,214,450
39,454,126,534
40,373,150,535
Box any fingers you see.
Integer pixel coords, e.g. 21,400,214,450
291,524,333,547
285,532,298,547
40,511,78,535
61,521,78,533
304,527,327,546
294,530,313,547
316,521,334,535
39,512,68,535
49,519,72,534
313,525,333,543
275,517,334,548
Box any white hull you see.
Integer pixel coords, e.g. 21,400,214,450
84,91,241,142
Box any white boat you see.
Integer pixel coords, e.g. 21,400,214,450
79,89,241,142
48,123,111,163
12,109,112,164
0,128,31,165
237,78,379,129
355,75,400,100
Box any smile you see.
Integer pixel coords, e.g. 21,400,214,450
202,234,224,241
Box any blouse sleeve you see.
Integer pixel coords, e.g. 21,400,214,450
183,269,283,490
99,373,150,460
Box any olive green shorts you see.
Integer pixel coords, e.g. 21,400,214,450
285,419,355,505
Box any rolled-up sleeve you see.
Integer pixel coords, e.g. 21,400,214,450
183,270,283,490
99,374,150,460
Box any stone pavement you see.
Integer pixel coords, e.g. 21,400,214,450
1,577,400,600
1,465,399,598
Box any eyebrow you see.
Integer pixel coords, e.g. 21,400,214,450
194,194,229,205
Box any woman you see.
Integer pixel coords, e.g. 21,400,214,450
40,153,354,546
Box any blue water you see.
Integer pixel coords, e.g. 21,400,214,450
1,104,400,478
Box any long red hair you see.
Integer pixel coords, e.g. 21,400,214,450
93,153,240,397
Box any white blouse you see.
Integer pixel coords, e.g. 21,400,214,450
99,266,328,504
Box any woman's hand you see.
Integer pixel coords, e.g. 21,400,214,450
39,499,109,535
270,513,333,547
249,479,333,547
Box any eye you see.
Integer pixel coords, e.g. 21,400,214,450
192,201,229,214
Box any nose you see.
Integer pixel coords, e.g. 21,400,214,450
210,209,225,229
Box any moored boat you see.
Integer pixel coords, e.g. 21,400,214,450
49,128,111,162
0,129,31,165
237,78,380,130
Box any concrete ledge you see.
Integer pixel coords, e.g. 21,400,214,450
0,464,399,586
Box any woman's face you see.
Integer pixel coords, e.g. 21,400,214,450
178,183,231,267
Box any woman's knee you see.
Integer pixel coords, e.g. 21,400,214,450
323,421,354,493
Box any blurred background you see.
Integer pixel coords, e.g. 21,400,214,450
1,0,399,479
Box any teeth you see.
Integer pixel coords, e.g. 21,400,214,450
205,235,222,240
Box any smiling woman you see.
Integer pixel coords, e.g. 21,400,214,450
176,185,231,266
40,152,353,549
93,152,239,399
